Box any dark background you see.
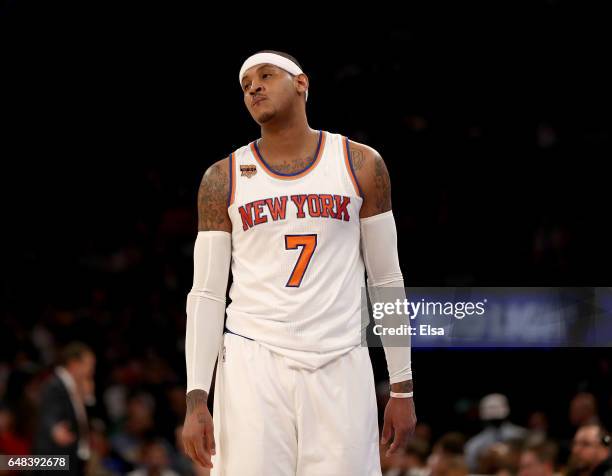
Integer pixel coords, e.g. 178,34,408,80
1,0,611,472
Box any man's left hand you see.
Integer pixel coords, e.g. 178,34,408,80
381,397,416,457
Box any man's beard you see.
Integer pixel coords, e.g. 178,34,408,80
568,455,590,473
258,110,275,123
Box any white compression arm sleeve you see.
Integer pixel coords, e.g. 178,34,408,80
360,210,413,384
185,231,232,394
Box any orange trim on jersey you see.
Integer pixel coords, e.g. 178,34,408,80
250,131,327,180
342,136,363,198
227,152,236,207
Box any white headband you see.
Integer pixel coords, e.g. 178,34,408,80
239,52,308,101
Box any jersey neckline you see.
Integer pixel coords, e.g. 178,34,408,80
250,130,327,180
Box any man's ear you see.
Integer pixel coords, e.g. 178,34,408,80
294,73,309,97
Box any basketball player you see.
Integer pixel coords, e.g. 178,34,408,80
182,50,416,475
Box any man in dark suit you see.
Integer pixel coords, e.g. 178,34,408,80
568,424,612,476
32,342,96,475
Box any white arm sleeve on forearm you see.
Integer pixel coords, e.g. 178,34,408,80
185,231,232,394
360,210,413,384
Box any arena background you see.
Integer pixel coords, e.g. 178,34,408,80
2,2,611,475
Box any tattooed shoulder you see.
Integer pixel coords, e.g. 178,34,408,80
347,140,392,217
372,152,392,213
349,145,367,171
348,139,378,172
197,157,232,232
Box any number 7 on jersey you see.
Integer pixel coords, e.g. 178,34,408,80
285,234,317,287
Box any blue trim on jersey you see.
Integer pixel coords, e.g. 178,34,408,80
224,327,254,341
253,130,323,177
227,153,233,207
345,137,364,198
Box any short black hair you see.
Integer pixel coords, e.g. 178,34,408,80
435,432,466,456
576,423,612,448
404,438,430,463
255,50,304,71
58,341,93,366
523,441,558,464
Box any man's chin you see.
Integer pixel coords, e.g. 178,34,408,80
256,111,274,124
568,459,589,472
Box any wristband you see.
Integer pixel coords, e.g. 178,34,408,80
390,391,413,399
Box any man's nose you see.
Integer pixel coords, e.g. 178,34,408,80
249,82,263,95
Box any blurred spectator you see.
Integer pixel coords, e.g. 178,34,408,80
403,438,429,474
478,442,520,475
432,432,466,457
525,410,549,444
32,342,96,476
427,452,468,476
518,440,558,476
126,437,180,476
425,433,468,476
464,393,527,472
570,393,600,428
2,364,39,446
414,422,432,448
110,393,156,465
381,437,429,476
567,424,611,476
0,404,29,455
87,418,132,476
103,362,145,424
155,384,187,443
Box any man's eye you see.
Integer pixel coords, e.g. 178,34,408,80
262,73,270,78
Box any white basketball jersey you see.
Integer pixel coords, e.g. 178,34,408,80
226,130,366,364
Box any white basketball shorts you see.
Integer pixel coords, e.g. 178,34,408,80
210,332,382,476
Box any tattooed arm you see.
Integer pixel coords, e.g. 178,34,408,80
183,158,232,469
349,142,392,219
187,157,231,408
198,157,232,232
350,140,416,456
351,141,411,395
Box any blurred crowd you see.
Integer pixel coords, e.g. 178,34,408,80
1,336,611,475
378,392,611,476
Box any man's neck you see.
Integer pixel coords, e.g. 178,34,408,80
259,114,318,162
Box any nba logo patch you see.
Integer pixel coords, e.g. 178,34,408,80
222,346,226,362
240,164,257,178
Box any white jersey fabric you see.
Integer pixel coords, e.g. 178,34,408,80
212,130,383,476
226,130,366,367
211,333,381,476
